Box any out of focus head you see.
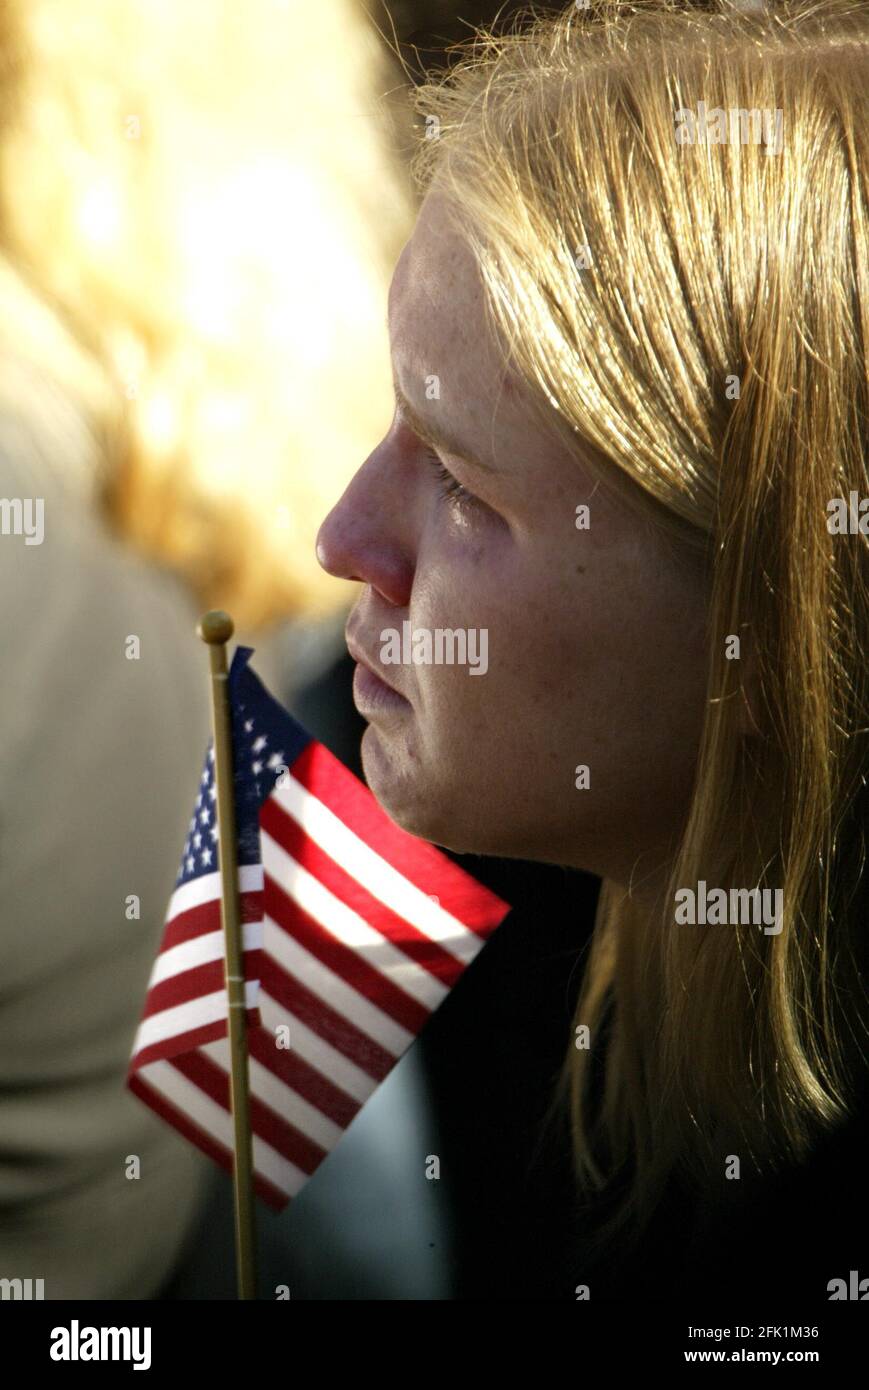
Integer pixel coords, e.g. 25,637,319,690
318,0,869,1236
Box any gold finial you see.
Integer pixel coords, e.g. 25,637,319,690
197,610,234,645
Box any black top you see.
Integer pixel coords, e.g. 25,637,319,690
284,647,868,1303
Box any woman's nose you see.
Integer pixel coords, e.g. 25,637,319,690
314,506,347,579
315,456,414,605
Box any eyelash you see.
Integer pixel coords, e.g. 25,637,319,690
423,448,475,505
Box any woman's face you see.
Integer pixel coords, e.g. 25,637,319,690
316,191,711,887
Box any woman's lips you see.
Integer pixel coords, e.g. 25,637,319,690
346,635,410,715
351,659,411,715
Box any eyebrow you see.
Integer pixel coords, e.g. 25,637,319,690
391,368,496,475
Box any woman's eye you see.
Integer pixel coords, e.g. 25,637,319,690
423,448,477,506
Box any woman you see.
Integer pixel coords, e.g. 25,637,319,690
316,0,868,1296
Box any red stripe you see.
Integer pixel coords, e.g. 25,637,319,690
290,741,511,936
249,990,372,1126
172,1048,327,1178
127,1072,286,1211
159,889,262,954
142,949,263,1020
258,955,394,1081
261,797,465,987
128,1007,262,1070
263,872,430,1035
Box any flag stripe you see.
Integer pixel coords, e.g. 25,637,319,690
147,922,258,990
263,875,429,1041
163,866,264,928
130,1017,245,1071
141,951,264,1020
261,912,413,1060
131,1063,298,1207
245,1021,363,1131
255,978,380,1106
262,832,443,1021
128,1071,289,1208
172,1048,329,1177
156,891,263,961
261,796,467,986
276,757,505,943
131,981,259,1059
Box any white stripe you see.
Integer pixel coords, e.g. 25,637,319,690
164,863,264,923
131,981,258,1058
258,988,380,1107
262,914,413,1057
201,1037,344,1151
138,1059,305,1197
273,775,485,965
262,831,448,1011
148,919,264,989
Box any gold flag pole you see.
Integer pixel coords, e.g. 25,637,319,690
198,609,257,1300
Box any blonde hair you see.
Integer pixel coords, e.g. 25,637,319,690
409,0,869,1251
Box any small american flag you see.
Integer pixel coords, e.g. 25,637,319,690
127,645,511,1209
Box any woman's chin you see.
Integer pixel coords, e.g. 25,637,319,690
360,726,467,848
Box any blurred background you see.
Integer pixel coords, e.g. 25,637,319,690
0,0,599,1300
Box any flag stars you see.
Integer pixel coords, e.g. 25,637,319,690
177,689,292,888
